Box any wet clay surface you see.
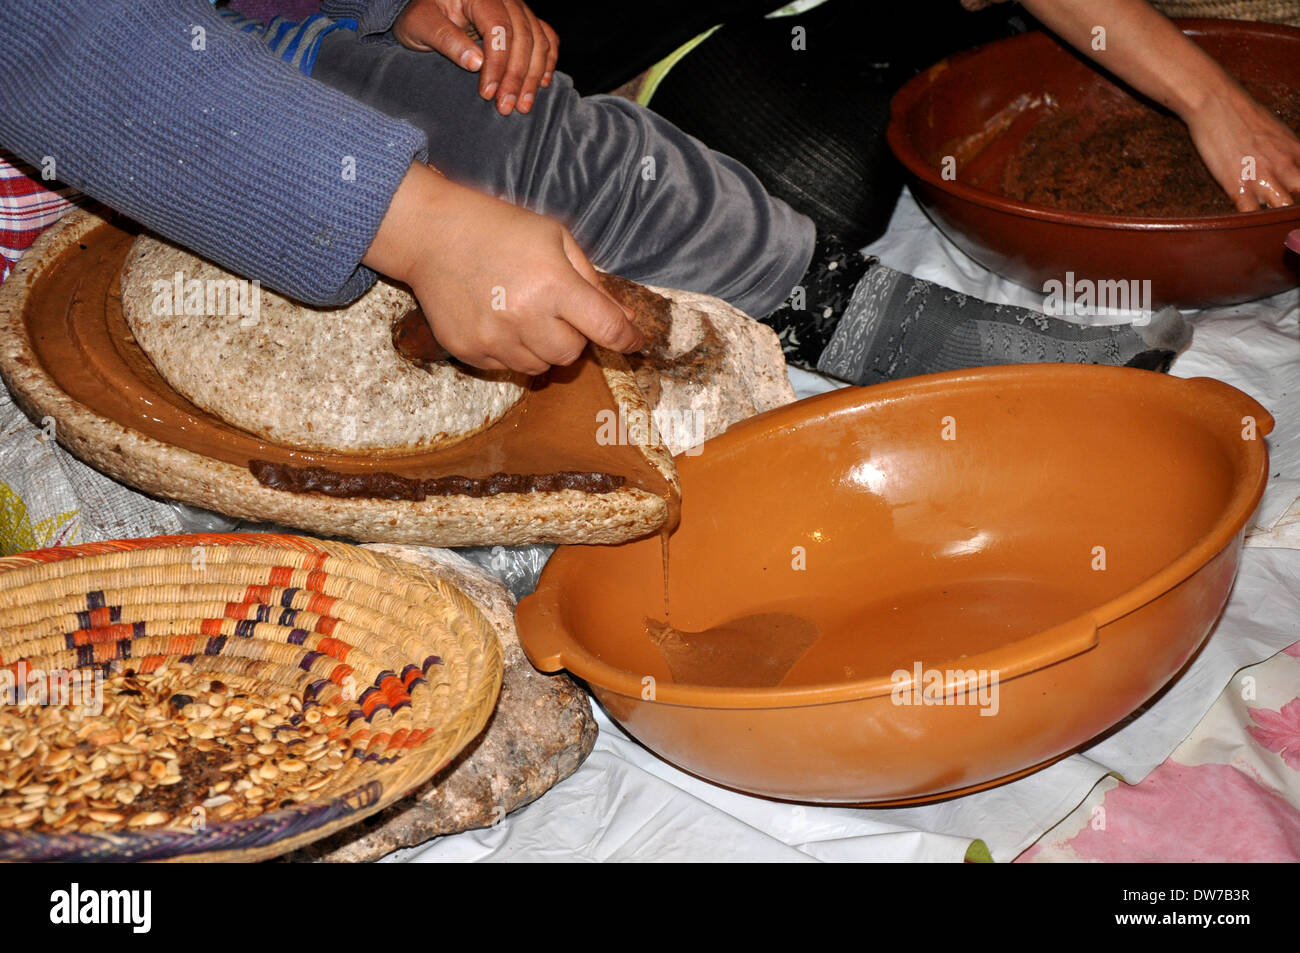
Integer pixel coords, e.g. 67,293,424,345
24,222,672,503
1002,82,1300,217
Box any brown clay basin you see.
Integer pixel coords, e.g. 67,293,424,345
886,19,1300,308
516,366,1273,804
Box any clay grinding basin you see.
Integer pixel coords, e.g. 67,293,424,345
886,19,1300,309
516,365,1273,804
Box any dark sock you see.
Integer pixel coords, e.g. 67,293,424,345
814,265,1193,385
760,234,874,370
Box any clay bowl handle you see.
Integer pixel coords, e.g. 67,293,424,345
514,590,567,673
870,613,1101,703
1179,376,1275,437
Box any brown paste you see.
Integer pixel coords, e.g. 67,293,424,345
1002,82,1300,217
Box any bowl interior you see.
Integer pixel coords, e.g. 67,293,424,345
547,369,1253,692
898,22,1300,217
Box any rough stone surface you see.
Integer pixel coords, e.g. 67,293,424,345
288,544,596,862
121,233,526,455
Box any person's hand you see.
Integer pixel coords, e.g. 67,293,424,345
364,164,643,375
1018,0,1300,212
393,0,558,115
1182,84,1300,211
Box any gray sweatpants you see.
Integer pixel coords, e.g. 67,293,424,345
310,29,815,319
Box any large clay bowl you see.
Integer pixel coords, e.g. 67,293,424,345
886,20,1300,308
516,366,1273,804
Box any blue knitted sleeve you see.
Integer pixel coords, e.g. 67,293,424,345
0,0,428,306
320,0,411,38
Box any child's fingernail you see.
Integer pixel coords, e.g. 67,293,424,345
499,94,516,114
542,72,552,87
461,49,483,70
1286,229,1300,254
483,81,499,99
520,93,534,111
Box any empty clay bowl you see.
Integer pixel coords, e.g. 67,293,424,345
886,19,1300,308
516,366,1273,804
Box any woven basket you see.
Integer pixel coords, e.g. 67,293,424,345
0,533,502,861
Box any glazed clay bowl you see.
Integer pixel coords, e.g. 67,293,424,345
516,366,1273,804
886,19,1300,309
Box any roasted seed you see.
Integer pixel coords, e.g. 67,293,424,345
127,811,167,827
87,729,122,747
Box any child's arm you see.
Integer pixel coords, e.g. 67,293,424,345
0,0,418,307
364,163,642,374
0,0,637,373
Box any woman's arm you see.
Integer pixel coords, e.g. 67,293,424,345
1019,0,1300,210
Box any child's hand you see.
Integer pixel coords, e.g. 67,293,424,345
364,164,643,375
393,0,558,116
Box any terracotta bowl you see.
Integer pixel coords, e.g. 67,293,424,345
516,366,1273,804
886,19,1300,309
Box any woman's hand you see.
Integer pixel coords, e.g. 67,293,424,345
393,0,558,115
1183,82,1300,211
1020,0,1300,209
363,163,642,375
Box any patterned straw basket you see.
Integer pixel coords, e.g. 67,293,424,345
0,533,503,861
